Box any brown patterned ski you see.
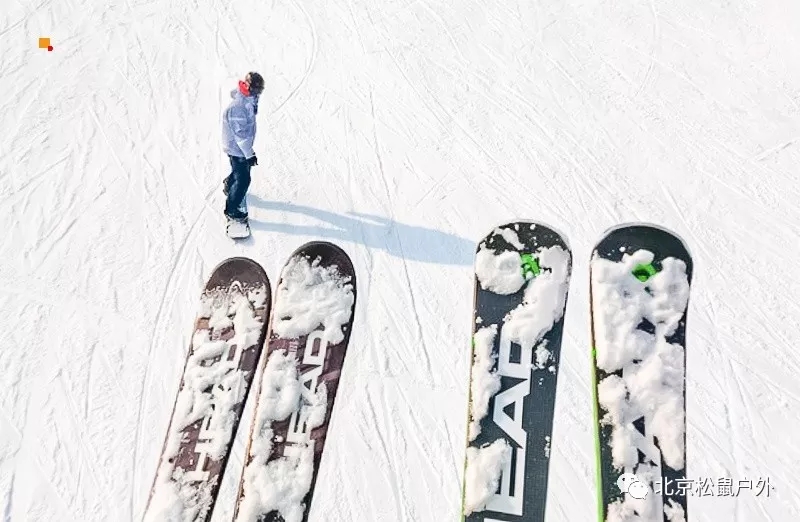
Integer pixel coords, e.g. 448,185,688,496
144,257,271,522
233,242,357,522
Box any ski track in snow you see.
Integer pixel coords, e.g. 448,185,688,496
2,0,800,520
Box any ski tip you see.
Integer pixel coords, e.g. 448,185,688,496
287,241,355,270
204,257,271,294
595,221,692,254
475,219,572,252
591,222,693,277
283,241,358,304
208,255,267,275
289,240,351,257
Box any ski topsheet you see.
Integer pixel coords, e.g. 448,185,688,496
589,224,693,522
232,242,357,522
461,221,572,522
144,257,271,522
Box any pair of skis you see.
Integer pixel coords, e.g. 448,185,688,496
462,222,693,522
143,242,357,522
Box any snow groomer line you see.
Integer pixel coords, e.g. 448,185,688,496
143,221,692,522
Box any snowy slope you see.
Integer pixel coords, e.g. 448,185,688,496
2,0,800,520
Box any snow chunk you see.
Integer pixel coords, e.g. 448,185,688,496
236,349,329,522
593,251,689,373
273,255,354,344
256,349,303,422
144,469,214,522
248,285,269,308
535,341,552,370
463,439,512,515
238,445,315,522
664,500,686,522
496,226,524,249
605,476,683,522
468,325,501,441
208,303,233,330
606,495,656,522
475,248,525,295
503,246,570,351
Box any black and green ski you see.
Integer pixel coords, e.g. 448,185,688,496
590,223,693,522
461,221,572,522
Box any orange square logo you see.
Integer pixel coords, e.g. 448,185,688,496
39,37,50,49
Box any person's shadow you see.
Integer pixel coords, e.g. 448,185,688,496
246,196,474,266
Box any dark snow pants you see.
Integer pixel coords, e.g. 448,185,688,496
225,155,251,220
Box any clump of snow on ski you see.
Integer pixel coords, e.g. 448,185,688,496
236,349,326,522
463,439,512,515
664,499,687,522
605,493,686,522
467,325,500,441
475,248,525,294
464,225,571,513
247,285,269,309
592,249,690,522
144,283,266,522
503,245,570,361
495,225,525,249
235,253,353,522
145,470,214,522
272,254,355,344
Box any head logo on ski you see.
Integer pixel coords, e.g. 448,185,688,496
462,221,572,522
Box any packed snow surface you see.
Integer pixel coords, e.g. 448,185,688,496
2,0,799,520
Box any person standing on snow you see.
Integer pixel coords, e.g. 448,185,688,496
222,71,265,222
